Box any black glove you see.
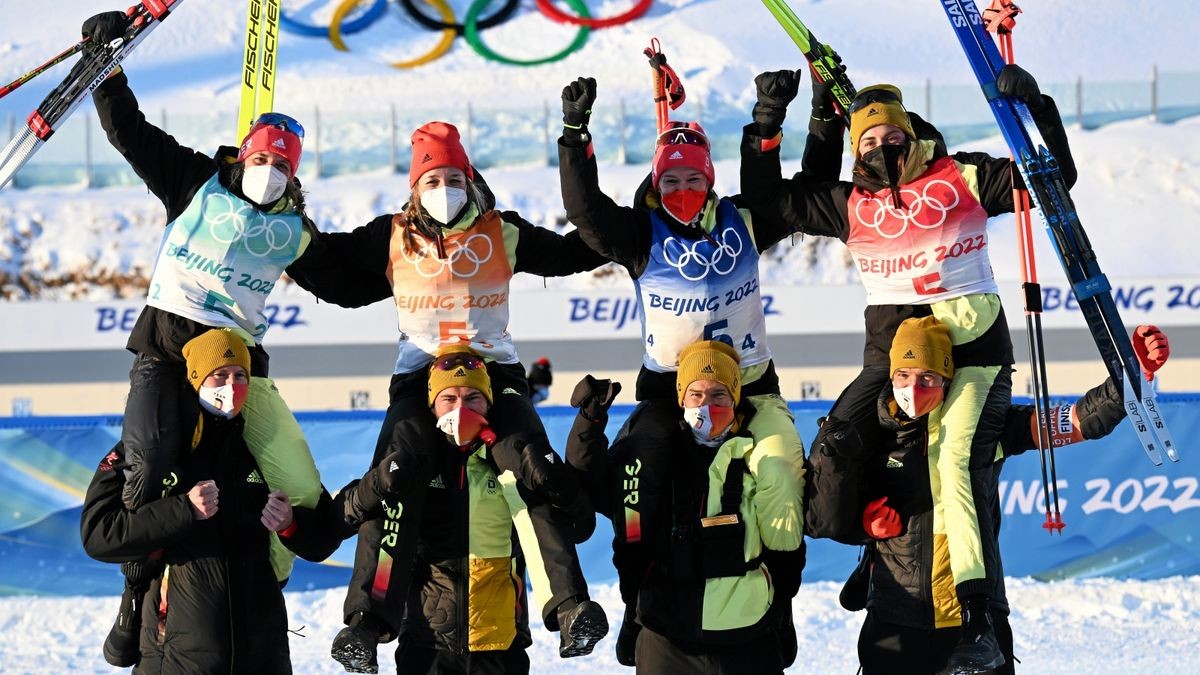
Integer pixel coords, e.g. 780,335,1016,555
570,374,621,423
82,11,131,46
614,603,640,667
491,437,562,495
340,445,426,527
811,51,846,122
752,69,803,129
996,64,1046,111
562,76,597,143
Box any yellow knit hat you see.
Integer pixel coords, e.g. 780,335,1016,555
182,328,251,391
676,340,742,406
889,317,955,380
849,84,916,157
427,344,492,406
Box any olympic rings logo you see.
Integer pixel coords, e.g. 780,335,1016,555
400,232,495,278
203,193,296,258
661,228,743,281
279,0,655,69
853,179,962,239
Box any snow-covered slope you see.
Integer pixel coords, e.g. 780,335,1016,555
1,1,1197,297
2,577,1198,674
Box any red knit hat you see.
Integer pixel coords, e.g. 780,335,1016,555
410,121,473,188
237,115,303,178
651,121,714,189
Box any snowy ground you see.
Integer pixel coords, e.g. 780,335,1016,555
2,577,1198,673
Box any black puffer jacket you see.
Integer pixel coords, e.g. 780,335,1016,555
80,414,344,674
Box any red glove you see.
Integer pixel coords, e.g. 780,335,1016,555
863,497,901,539
1133,325,1170,382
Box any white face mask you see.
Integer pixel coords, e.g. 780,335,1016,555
198,382,248,419
421,186,469,225
241,164,289,206
683,404,734,447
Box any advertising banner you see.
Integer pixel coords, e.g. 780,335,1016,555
2,277,1199,351
1,396,1196,596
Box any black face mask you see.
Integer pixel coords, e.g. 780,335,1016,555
859,142,910,208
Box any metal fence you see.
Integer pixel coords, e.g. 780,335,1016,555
6,69,1200,189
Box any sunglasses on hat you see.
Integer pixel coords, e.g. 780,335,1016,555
250,112,305,141
433,353,485,372
847,88,903,115
655,123,709,149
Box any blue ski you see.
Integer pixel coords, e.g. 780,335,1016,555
937,0,1177,466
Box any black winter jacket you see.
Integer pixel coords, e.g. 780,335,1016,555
80,414,344,674
805,376,1127,630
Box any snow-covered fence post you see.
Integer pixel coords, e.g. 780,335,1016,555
465,102,475,158
84,113,93,188
1075,75,1083,126
925,78,933,122
390,103,399,173
617,98,627,165
313,106,322,178
161,108,168,134
542,100,552,166
1150,65,1159,122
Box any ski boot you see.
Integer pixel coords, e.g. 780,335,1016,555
944,595,1006,674
557,597,609,658
102,560,149,667
330,611,384,674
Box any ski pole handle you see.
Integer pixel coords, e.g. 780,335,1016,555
0,39,88,100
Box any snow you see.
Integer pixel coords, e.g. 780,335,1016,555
1,1,1198,672
2,577,1198,673
2,1,1199,298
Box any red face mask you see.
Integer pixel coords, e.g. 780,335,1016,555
198,382,249,419
661,188,707,225
893,383,944,419
436,405,490,447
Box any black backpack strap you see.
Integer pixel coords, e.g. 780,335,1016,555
719,457,747,517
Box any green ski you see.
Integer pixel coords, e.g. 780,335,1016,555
759,0,857,122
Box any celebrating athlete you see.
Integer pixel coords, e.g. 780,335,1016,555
738,64,1076,670
286,121,611,672
554,69,846,665
82,10,337,666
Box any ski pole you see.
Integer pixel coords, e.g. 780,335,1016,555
0,39,89,100
643,38,685,135
984,0,1064,534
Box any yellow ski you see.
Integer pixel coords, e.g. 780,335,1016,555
236,0,280,139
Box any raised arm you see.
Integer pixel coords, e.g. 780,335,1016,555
739,69,852,251
558,77,655,273
967,65,1079,216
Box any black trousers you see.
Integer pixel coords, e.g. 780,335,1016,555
344,361,588,635
858,610,1015,674
634,627,783,675
395,635,529,675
